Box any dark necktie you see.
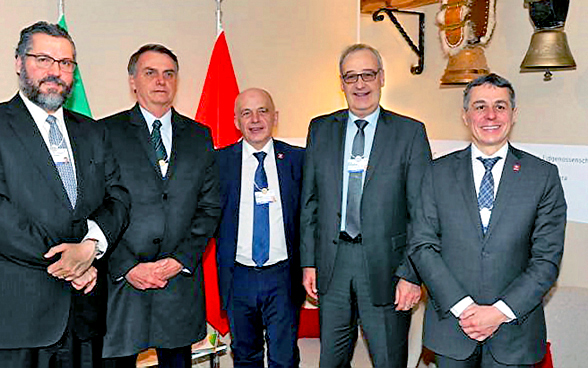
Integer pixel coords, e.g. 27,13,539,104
345,119,368,239
252,151,269,267
477,156,501,233
151,120,168,166
47,115,77,208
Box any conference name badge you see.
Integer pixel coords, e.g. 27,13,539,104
255,188,276,205
50,147,70,165
348,156,368,173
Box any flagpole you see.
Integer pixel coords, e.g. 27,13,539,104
59,0,64,19
216,0,223,36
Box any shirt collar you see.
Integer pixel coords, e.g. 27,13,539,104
348,106,380,127
243,138,274,159
19,91,65,125
139,105,172,131
471,142,509,160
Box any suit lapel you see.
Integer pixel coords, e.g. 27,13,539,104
129,104,163,179
274,141,293,252
365,110,391,186
331,111,347,207
228,142,243,249
484,145,523,240
6,95,72,208
166,108,187,181
455,146,485,243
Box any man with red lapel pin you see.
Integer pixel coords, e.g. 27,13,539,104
409,73,566,367
216,88,305,368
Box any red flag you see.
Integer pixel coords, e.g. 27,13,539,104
196,31,240,336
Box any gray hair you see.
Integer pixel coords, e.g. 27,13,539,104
463,73,516,110
128,44,179,76
339,43,383,76
16,21,76,60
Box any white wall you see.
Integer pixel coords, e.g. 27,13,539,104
0,0,585,289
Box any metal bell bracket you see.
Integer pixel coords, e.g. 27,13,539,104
372,8,425,75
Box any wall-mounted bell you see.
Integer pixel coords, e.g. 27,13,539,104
520,29,576,77
520,0,576,80
440,46,490,85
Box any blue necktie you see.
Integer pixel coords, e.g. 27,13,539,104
345,119,368,239
477,157,501,233
47,115,77,208
252,152,269,267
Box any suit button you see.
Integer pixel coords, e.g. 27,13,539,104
153,238,162,245
162,193,168,200
482,251,489,258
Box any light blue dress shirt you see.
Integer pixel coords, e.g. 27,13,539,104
340,107,380,232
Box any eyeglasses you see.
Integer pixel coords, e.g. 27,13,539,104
25,53,77,73
341,69,381,84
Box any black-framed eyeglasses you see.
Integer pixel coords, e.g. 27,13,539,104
25,53,77,73
341,69,381,84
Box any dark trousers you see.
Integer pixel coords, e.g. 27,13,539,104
227,261,300,368
436,344,533,368
319,239,411,368
0,328,101,368
101,346,192,368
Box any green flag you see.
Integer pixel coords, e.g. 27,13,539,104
58,15,92,117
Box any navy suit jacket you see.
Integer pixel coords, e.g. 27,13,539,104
216,140,305,310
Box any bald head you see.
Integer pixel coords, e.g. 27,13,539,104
234,88,278,150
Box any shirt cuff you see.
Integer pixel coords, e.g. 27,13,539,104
84,220,108,259
493,300,516,322
450,296,474,318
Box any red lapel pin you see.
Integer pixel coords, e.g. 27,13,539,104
513,163,521,172
277,152,284,160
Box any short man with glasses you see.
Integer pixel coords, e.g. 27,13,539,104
0,22,130,368
300,43,432,367
100,44,220,368
409,74,566,367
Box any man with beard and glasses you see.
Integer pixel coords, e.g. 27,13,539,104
0,22,130,368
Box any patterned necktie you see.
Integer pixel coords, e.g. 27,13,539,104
151,120,168,176
477,156,501,233
252,151,269,267
345,119,368,239
47,115,77,208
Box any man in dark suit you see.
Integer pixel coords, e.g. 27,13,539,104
216,88,305,368
100,44,220,368
409,73,566,367
0,22,130,368
300,44,431,368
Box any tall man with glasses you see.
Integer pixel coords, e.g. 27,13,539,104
409,74,566,367
99,44,220,368
300,43,431,367
0,22,130,368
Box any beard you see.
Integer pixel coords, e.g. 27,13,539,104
19,65,73,112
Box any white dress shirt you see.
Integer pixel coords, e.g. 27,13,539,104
20,92,108,257
340,107,380,232
236,139,288,266
450,142,515,321
140,106,172,176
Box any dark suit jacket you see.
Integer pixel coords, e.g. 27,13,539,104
409,145,566,365
216,140,305,310
0,94,130,348
100,104,220,357
300,108,431,306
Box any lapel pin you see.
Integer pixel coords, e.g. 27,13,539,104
277,152,284,160
513,163,521,172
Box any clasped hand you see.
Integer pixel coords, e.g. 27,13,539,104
125,258,183,290
459,304,509,341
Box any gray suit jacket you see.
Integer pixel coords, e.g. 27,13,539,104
409,144,566,365
300,108,431,305
101,105,220,357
